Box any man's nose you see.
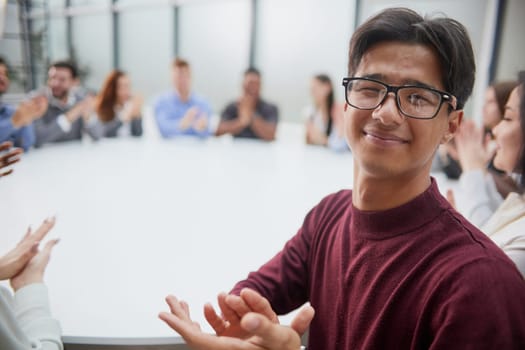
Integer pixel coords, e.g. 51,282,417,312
371,93,405,126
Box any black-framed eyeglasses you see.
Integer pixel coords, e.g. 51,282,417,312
342,77,458,120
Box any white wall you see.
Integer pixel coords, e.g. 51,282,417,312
256,0,355,123
119,7,173,102
495,0,525,80
178,0,252,115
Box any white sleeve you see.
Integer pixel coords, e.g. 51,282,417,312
56,114,72,133
458,169,503,228
13,283,63,350
505,244,525,278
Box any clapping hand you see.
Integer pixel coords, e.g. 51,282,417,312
11,95,48,127
0,217,58,290
0,141,22,178
455,119,494,172
159,288,315,350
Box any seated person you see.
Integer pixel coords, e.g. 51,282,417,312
304,74,347,151
0,57,47,151
31,61,101,147
454,72,525,276
434,81,518,181
95,70,143,137
450,80,520,227
159,8,525,350
216,68,278,141
0,154,62,349
154,58,212,138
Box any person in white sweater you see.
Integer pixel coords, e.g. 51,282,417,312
448,81,519,227
0,218,62,349
0,153,62,349
453,71,525,277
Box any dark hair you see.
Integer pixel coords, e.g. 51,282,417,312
244,67,261,77
314,74,334,137
50,60,78,79
173,57,190,69
0,57,9,76
348,7,475,110
518,71,525,187
96,69,126,122
492,80,519,117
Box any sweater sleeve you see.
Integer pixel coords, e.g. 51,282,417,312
429,258,525,349
13,283,63,350
458,169,502,228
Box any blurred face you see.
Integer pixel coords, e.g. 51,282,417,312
344,41,461,180
172,66,191,96
47,67,74,99
310,78,330,106
483,87,502,130
243,73,261,97
492,86,523,173
116,75,131,104
0,63,9,94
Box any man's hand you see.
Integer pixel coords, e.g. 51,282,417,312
159,294,314,350
180,107,199,130
0,141,22,178
0,217,55,281
194,116,208,132
238,96,256,127
204,289,279,339
11,95,48,128
66,96,95,123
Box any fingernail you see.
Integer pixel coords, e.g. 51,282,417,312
243,315,260,331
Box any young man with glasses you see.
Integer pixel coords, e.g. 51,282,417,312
159,8,525,350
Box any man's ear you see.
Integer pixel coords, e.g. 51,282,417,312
441,110,463,144
344,103,349,112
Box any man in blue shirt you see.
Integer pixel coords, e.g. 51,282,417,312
0,58,47,151
154,58,213,138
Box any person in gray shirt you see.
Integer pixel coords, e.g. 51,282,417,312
31,61,102,147
216,68,278,141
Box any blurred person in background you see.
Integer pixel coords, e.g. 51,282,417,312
95,70,143,138
154,58,212,138
304,74,347,151
0,57,47,151
31,61,101,147
216,68,278,141
451,71,525,276
447,80,520,227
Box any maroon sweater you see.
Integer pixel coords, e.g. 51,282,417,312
232,179,525,349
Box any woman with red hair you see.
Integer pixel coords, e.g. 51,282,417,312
96,70,143,137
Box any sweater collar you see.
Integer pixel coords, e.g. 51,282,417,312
350,177,448,240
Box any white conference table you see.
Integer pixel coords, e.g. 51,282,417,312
0,123,458,347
